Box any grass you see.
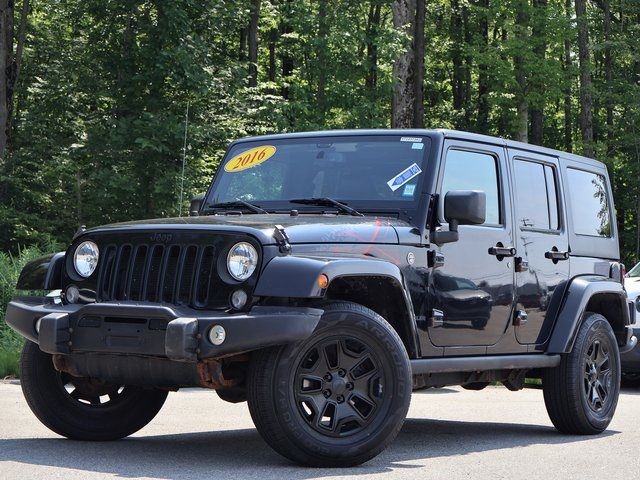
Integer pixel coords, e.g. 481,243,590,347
0,348,20,378
0,246,48,378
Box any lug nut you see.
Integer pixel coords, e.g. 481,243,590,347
336,395,344,403
324,373,332,382
346,382,354,390
322,390,331,398
338,369,346,377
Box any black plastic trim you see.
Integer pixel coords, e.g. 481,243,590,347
16,252,65,290
5,299,322,361
411,354,560,374
546,275,631,353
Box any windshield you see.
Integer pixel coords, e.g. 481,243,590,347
207,135,431,213
628,262,640,278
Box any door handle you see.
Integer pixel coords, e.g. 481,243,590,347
545,249,569,261
488,245,517,258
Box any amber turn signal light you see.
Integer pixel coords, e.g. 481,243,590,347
318,274,329,290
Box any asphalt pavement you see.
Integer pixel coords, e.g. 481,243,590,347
1,381,639,480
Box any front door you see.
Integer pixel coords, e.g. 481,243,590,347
509,150,570,345
428,141,515,347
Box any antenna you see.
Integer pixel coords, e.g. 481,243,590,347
178,102,190,217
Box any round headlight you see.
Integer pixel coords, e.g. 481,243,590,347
74,241,99,278
227,242,258,281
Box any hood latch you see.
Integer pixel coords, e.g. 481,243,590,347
273,224,291,254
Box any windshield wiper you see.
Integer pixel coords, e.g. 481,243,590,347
206,200,268,214
289,197,364,217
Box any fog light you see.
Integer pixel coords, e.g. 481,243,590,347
35,317,42,334
65,285,80,304
209,325,226,346
230,289,248,310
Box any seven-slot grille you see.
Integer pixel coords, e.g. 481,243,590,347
96,243,217,308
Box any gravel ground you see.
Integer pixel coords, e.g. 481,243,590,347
1,382,639,480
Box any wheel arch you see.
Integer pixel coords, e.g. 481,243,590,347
16,252,65,291
254,255,421,358
547,275,632,354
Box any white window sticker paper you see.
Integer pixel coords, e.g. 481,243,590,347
387,163,422,192
400,137,423,143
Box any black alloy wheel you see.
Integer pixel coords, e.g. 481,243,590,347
294,335,386,438
583,339,613,412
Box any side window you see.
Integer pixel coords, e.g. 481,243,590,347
566,168,612,237
514,159,560,231
441,149,500,225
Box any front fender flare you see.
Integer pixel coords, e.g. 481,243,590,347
547,275,631,354
16,252,65,291
254,255,405,298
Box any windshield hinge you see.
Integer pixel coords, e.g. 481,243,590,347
273,225,291,254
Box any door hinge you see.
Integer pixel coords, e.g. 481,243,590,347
273,225,291,254
429,309,444,328
428,251,445,268
515,257,529,272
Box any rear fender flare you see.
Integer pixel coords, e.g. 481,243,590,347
547,275,631,353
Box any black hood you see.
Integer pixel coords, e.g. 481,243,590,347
82,214,410,245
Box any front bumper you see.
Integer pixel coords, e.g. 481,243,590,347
5,297,322,362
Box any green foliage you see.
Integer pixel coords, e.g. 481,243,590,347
0,0,639,266
0,247,46,378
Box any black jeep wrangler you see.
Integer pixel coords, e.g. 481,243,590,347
6,129,637,467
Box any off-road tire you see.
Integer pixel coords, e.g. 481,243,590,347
247,301,412,467
542,312,620,434
20,341,168,441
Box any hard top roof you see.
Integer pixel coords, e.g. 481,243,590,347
230,128,605,170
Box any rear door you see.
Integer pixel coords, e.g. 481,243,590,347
509,149,569,345
428,140,515,347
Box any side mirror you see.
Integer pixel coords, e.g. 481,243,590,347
432,190,486,245
189,194,205,217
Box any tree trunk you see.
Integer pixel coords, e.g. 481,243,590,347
450,0,464,115
563,0,572,152
575,0,594,158
476,0,490,134
529,0,547,146
0,0,12,162
462,4,472,128
280,0,294,100
603,0,614,157
317,0,328,122
365,2,381,125
239,27,247,61
413,0,425,128
268,28,277,83
247,0,260,88
514,0,529,143
391,0,416,128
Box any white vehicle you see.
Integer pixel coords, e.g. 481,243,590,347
622,263,640,386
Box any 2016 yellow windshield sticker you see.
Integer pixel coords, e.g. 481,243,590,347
224,145,277,172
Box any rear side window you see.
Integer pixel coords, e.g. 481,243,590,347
514,160,559,231
566,168,611,237
441,149,500,225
